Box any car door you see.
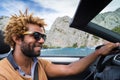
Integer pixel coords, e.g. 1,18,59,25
40,48,95,80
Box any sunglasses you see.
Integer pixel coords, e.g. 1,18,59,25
23,31,46,41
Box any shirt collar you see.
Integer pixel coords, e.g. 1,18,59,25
7,50,19,70
7,50,38,70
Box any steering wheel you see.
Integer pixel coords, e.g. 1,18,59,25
96,46,120,72
83,46,120,80
94,46,120,80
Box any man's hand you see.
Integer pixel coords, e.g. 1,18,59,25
96,42,120,56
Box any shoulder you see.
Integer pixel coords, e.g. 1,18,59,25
0,58,13,72
0,58,10,76
0,58,17,79
37,58,52,67
0,58,8,66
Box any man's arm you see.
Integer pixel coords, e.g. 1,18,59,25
45,42,120,77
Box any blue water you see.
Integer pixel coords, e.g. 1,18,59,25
41,48,95,57
0,48,95,58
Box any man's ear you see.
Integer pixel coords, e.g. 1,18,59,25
12,35,22,45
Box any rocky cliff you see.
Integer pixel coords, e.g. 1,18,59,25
0,8,120,48
44,8,120,48
92,8,120,29
44,16,104,48
0,16,9,30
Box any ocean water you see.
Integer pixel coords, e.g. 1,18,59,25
0,48,95,59
41,47,95,57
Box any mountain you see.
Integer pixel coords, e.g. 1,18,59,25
0,16,9,30
44,16,103,48
92,8,120,29
44,8,120,48
0,8,120,48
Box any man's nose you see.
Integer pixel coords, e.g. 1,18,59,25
37,38,45,43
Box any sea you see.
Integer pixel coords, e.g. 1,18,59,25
0,47,95,59
41,47,95,57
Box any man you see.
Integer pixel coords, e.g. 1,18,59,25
0,10,119,80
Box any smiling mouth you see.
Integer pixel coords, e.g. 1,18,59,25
34,43,42,47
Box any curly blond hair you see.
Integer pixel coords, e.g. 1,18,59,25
4,9,46,48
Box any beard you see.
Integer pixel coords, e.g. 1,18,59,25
20,41,42,57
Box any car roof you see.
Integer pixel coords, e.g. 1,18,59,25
70,0,120,42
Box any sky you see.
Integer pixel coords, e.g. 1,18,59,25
0,0,120,30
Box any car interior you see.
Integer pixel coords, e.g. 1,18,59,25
0,0,120,80
49,0,120,80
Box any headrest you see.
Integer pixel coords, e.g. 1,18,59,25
0,30,11,54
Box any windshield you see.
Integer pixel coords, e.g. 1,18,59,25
91,0,120,34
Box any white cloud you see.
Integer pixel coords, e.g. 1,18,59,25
33,0,79,17
32,0,80,30
2,0,119,30
1,0,80,30
1,0,27,16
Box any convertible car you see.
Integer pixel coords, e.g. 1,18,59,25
48,0,120,80
0,0,120,80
